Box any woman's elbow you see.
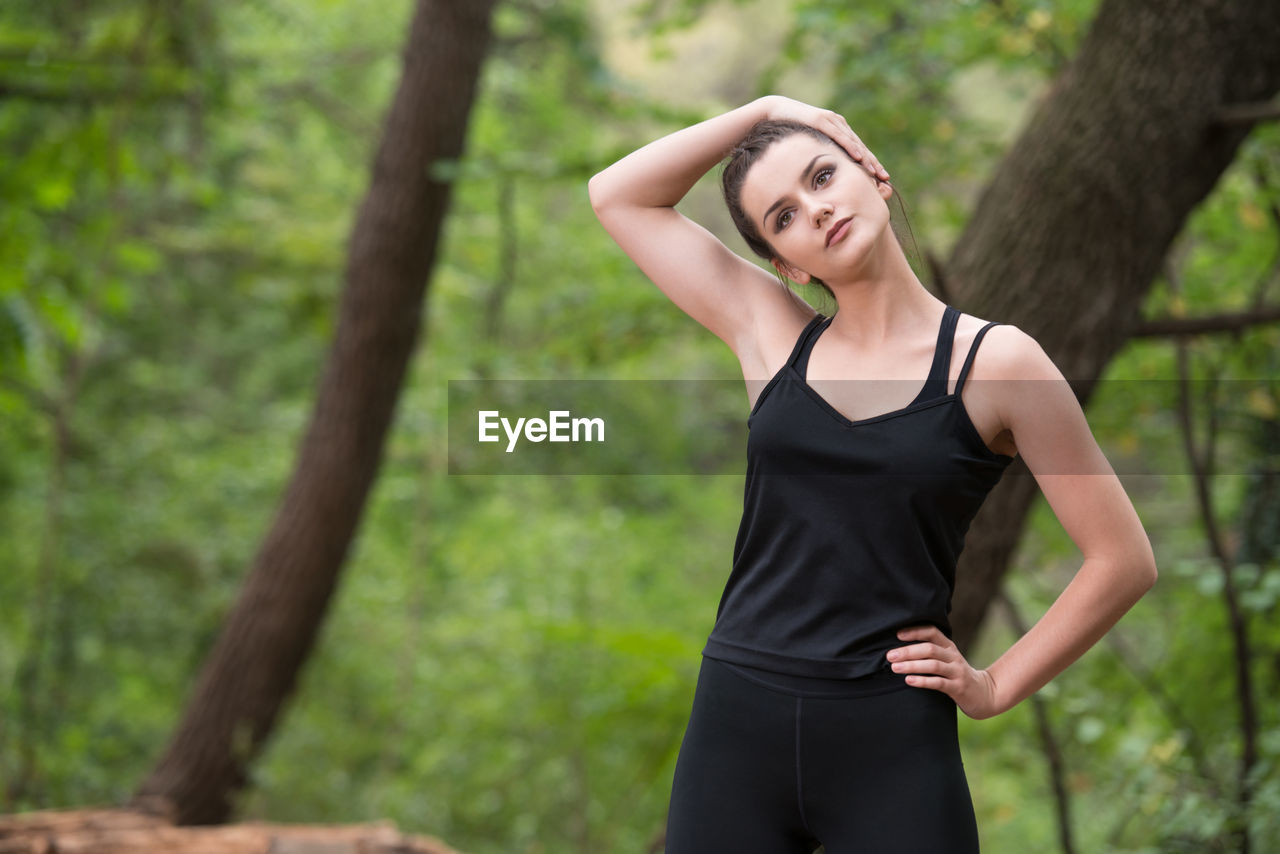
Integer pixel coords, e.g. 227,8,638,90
587,171,614,214
1134,545,1158,592
1125,531,1158,592
1139,559,1158,592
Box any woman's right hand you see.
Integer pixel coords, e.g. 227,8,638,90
758,95,890,183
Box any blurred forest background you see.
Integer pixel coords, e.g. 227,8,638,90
2,0,1280,852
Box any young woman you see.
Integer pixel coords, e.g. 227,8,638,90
588,95,1157,853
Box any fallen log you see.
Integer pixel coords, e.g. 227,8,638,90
0,808,463,854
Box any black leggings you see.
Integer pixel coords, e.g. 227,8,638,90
664,656,980,853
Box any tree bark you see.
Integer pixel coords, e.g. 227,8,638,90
0,807,464,854
130,0,499,825
948,0,1280,652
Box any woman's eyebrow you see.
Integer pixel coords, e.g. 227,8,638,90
761,154,825,229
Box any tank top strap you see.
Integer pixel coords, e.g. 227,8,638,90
915,305,960,401
956,320,1002,396
791,314,833,377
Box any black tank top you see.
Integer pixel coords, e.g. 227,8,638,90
701,305,1016,679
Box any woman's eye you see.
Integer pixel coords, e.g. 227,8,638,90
815,168,833,187
777,210,792,229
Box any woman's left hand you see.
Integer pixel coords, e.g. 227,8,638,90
759,96,890,182
887,625,1003,720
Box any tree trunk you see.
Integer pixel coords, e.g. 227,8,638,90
949,0,1280,651
130,0,499,825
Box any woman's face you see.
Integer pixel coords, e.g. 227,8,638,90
739,133,893,286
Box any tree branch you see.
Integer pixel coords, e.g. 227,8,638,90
1130,304,1280,338
1168,260,1258,853
998,588,1077,854
0,80,191,105
1215,100,1280,126
1114,628,1222,792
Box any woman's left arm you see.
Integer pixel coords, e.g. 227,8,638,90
889,325,1158,719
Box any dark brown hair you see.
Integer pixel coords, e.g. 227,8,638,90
720,118,911,311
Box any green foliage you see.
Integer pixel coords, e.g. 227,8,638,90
2,0,1279,852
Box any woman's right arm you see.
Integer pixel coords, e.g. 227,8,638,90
588,96,885,357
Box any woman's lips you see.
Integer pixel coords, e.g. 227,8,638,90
826,216,853,247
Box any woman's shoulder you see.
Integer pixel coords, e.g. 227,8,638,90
956,313,1061,382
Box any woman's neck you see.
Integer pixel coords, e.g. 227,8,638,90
824,233,943,347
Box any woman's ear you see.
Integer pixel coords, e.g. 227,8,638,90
877,178,894,200
772,258,810,285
